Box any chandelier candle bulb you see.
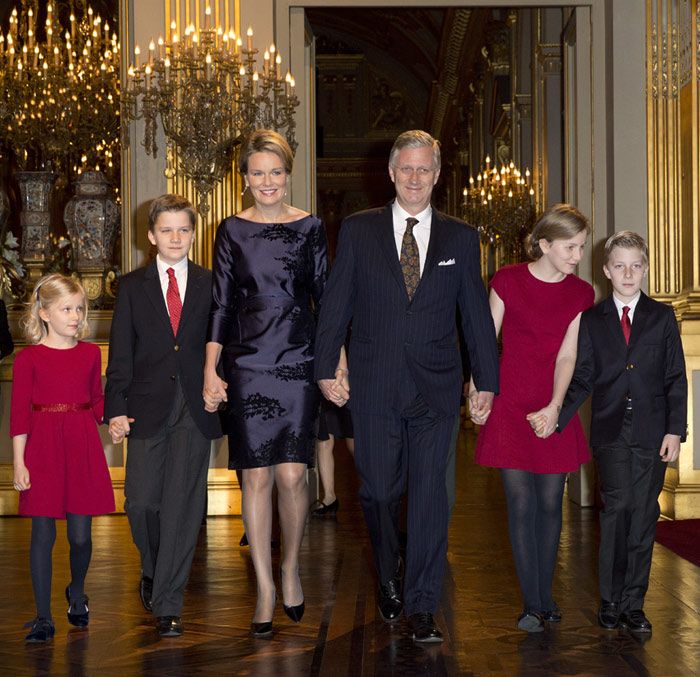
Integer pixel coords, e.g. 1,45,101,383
246,27,253,52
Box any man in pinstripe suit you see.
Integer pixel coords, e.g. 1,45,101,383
315,130,499,642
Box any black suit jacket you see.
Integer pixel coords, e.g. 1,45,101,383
559,292,687,449
314,203,499,416
104,260,222,440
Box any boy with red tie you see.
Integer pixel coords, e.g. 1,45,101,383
105,194,221,637
555,231,687,634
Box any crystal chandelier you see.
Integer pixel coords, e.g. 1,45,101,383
0,1,120,177
121,6,300,215
461,155,536,260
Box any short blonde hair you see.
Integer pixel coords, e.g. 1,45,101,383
525,203,590,260
22,274,89,344
238,129,294,175
604,230,649,265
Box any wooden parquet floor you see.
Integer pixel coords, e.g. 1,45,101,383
1,429,699,676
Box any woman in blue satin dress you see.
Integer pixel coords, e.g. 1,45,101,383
204,130,327,637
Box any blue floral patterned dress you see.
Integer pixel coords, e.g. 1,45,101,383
208,215,328,469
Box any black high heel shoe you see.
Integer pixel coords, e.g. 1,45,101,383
251,593,276,638
65,585,89,627
281,569,305,622
283,600,305,623
250,620,274,638
311,498,339,518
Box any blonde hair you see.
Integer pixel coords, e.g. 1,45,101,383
239,129,294,175
22,274,89,344
525,203,590,260
604,230,649,265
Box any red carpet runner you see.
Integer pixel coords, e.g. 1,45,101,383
655,519,700,567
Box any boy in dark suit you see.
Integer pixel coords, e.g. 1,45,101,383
105,194,221,638
556,231,687,634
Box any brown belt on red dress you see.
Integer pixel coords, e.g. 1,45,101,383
32,403,91,413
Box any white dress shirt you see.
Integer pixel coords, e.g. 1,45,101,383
612,291,641,322
155,254,188,311
392,202,432,276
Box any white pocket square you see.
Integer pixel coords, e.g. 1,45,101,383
438,258,456,266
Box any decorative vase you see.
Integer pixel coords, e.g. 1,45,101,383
16,169,56,287
64,171,120,305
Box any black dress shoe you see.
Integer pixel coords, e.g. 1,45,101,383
377,578,403,622
24,617,55,643
251,621,273,638
283,600,305,623
156,615,183,637
619,609,652,633
541,606,562,623
517,611,544,633
598,601,620,629
140,575,153,613
409,612,443,643
311,498,339,518
239,532,249,546
65,585,89,627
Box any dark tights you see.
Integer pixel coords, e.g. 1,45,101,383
30,514,92,619
501,469,566,613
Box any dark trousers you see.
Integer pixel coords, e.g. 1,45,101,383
352,371,455,616
594,410,667,612
124,384,211,616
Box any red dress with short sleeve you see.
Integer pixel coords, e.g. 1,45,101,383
10,342,115,518
475,263,595,473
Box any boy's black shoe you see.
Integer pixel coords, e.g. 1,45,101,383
619,609,652,633
598,601,620,629
140,575,153,613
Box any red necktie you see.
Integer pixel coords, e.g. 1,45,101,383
166,267,182,336
621,305,631,344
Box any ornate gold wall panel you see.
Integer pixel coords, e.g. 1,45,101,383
647,0,700,518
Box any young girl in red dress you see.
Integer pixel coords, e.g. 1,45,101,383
11,274,115,643
474,205,594,632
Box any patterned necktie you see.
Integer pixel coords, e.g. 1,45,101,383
166,267,183,336
400,217,420,300
621,305,631,344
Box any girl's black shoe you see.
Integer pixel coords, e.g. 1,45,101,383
311,498,339,518
65,585,89,627
24,617,55,643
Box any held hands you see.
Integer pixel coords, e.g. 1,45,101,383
319,368,350,407
526,403,560,439
13,464,30,492
109,415,135,444
659,434,681,463
203,371,228,413
469,390,494,425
